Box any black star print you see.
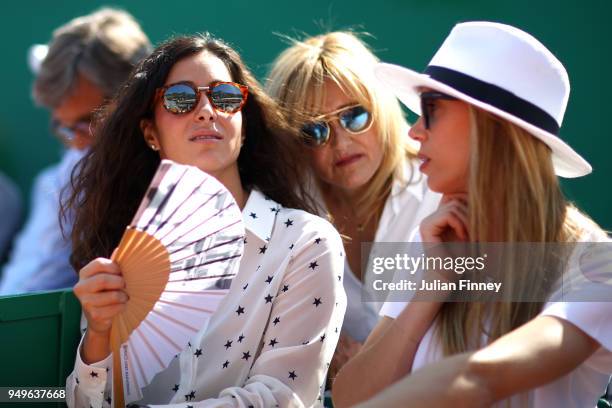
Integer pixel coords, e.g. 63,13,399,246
270,207,277,212
194,348,202,357
236,306,245,315
302,341,309,345
106,367,109,372
289,244,294,250
265,275,273,284
238,334,245,343
335,327,339,333
106,396,111,404
172,384,179,392
90,371,98,378
269,338,278,347
259,245,267,254
243,237,247,244
264,294,273,303
187,406,194,408
284,219,294,227
224,340,233,349
314,237,322,244
242,351,251,361
281,284,289,292
309,261,319,270
243,283,248,290
320,334,326,342
289,370,297,380
249,212,257,219
273,316,281,325
222,360,229,369
185,390,195,401
75,378,79,384
188,341,192,348
338,275,342,281
313,297,322,307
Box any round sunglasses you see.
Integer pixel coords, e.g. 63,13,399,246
300,104,373,147
156,81,249,114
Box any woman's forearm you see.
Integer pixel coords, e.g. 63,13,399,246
355,316,600,407
354,352,492,408
81,329,111,364
332,301,441,407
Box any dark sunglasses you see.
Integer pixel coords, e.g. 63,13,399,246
300,104,373,147
420,91,458,129
50,118,92,143
156,81,248,114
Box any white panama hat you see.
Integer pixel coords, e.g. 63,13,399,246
375,21,591,178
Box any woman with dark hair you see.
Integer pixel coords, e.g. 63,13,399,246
64,33,346,408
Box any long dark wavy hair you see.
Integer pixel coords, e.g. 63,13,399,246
63,33,316,271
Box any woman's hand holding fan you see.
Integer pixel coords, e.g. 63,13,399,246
76,160,245,408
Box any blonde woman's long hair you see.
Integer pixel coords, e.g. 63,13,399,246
437,106,604,356
266,31,417,225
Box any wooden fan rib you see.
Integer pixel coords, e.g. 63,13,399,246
119,232,164,273
113,228,139,264
124,253,170,283
117,305,143,338
125,338,145,395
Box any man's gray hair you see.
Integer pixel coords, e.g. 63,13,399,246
33,8,152,108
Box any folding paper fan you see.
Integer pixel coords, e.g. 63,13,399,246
108,159,245,407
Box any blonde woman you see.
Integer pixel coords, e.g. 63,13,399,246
334,22,612,407
266,32,440,380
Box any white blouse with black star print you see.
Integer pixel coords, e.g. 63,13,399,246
65,189,347,408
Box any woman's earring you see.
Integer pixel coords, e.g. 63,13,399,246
150,144,159,151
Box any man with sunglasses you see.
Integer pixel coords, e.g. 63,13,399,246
0,8,152,294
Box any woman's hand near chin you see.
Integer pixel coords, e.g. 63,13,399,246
420,193,468,243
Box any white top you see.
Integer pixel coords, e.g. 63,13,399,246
380,229,612,407
66,190,347,408
322,159,441,342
